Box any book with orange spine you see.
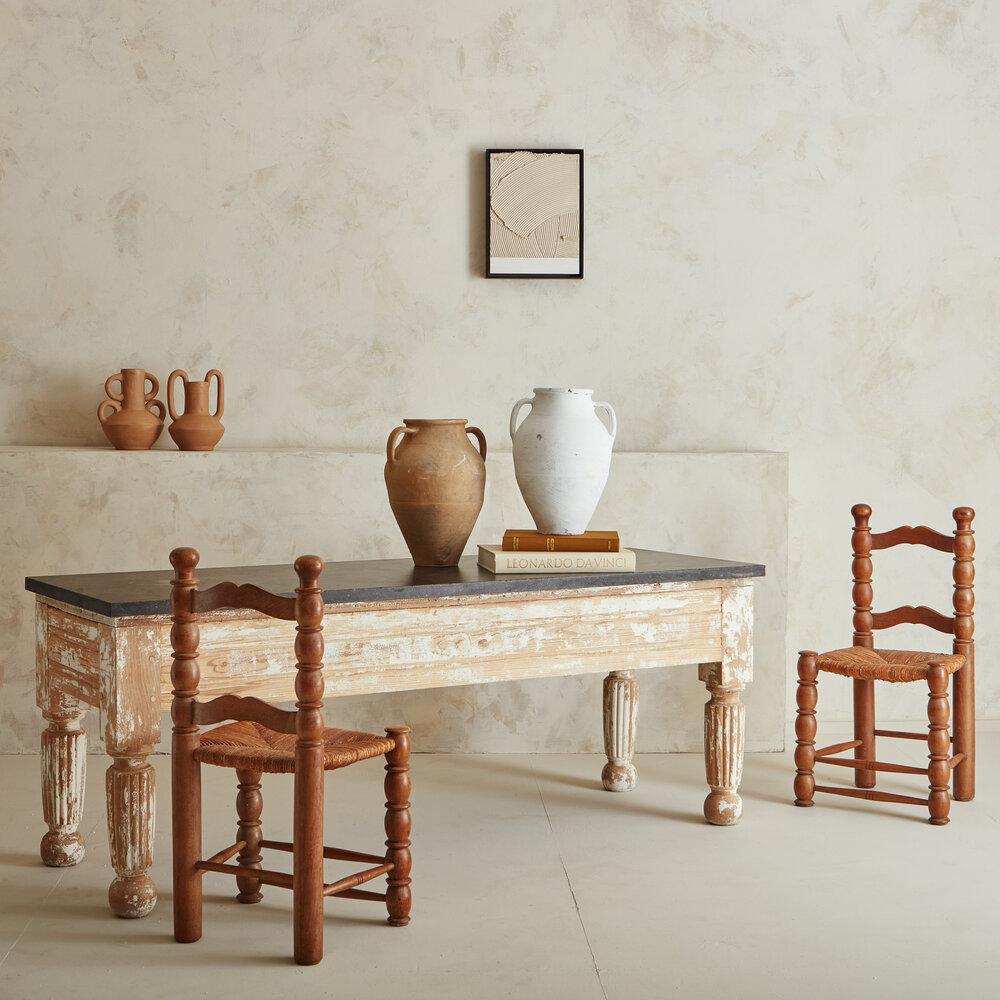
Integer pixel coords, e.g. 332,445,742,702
501,529,620,553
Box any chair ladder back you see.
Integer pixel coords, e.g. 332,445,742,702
191,695,297,733
852,504,976,642
194,581,296,620
170,547,310,732
870,525,955,553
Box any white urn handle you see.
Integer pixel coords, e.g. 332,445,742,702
509,396,534,442
594,400,617,441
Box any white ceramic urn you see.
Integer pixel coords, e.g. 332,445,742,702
509,388,617,535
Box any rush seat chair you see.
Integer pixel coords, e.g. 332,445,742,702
168,548,412,964
794,505,975,824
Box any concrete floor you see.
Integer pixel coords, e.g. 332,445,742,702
1,736,999,1000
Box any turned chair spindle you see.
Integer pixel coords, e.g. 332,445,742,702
169,547,412,965
794,504,975,824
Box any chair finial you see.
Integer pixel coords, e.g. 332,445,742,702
953,506,975,529
294,555,324,590
170,547,200,577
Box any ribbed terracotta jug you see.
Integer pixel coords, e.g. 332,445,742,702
97,368,166,450
167,369,225,451
384,419,487,567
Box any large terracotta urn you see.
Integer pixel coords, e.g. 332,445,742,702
384,419,487,567
509,388,617,535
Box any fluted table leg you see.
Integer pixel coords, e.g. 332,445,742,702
40,708,87,867
106,749,157,918
36,599,89,868
698,585,753,825
102,616,161,919
700,665,746,825
602,670,638,792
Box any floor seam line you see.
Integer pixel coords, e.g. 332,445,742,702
0,860,71,970
0,808,105,969
530,757,609,1000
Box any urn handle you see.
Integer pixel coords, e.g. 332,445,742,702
594,400,617,441
509,396,533,442
143,372,159,402
386,425,416,465
146,399,167,422
167,370,188,421
466,426,487,460
206,369,224,418
104,372,125,402
97,398,121,425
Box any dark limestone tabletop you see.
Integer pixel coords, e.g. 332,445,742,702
25,550,765,619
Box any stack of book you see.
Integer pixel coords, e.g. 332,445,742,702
478,530,635,574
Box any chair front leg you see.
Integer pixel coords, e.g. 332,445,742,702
927,664,952,826
384,727,412,927
794,652,818,806
236,769,263,904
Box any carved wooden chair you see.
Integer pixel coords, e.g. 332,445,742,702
169,547,412,965
794,504,975,824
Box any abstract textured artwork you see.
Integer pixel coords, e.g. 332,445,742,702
486,149,583,278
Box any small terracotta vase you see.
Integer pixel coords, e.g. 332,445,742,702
98,369,166,450
167,369,225,451
384,419,487,567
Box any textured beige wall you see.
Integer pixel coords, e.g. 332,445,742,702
1,2,997,724
0,448,786,754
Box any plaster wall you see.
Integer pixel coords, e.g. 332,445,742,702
1,2,996,725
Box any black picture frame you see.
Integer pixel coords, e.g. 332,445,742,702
485,148,584,279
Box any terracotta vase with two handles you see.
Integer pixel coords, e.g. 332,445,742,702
167,369,225,451
384,419,487,567
98,368,166,450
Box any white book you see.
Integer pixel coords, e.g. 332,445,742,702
478,545,636,575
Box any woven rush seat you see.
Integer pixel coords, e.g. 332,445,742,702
194,720,397,773
816,647,965,684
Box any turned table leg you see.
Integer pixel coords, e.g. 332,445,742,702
602,670,638,791
40,706,88,867
700,666,746,825
105,746,157,918
36,599,89,867
101,618,160,918
698,585,753,826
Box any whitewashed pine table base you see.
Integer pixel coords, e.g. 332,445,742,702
33,572,756,918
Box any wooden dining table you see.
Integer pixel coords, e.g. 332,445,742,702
26,549,763,918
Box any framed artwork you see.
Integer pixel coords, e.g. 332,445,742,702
486,148,583,278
